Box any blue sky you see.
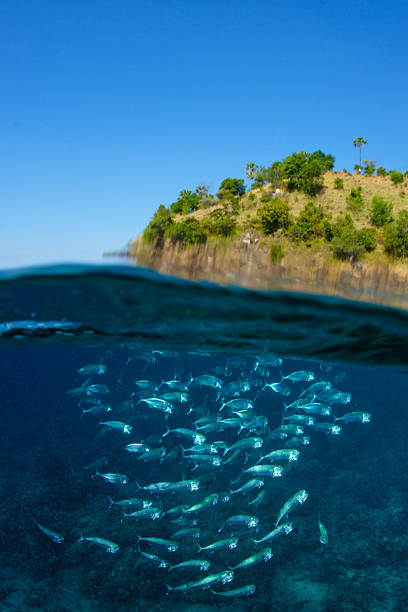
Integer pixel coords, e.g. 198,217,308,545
1,0,407,266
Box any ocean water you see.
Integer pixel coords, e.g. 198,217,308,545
1,265,408,612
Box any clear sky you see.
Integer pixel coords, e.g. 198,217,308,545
1,0,407,267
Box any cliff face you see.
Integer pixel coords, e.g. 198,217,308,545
128,238,408,309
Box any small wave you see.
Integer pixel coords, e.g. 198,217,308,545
1,263,408,367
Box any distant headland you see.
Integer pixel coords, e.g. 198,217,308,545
127,146,408,308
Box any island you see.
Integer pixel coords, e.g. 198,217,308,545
128,147,408,308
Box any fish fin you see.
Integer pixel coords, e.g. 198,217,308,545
76,530,84,543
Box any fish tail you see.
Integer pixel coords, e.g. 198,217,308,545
165,584,173,592
135,481,141,489
197,544,203,553
76,530,84,543
107,496,114,507
162,426,170,438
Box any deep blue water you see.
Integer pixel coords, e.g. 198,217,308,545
1,265,408,612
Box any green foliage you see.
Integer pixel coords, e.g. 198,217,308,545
334,177,344,189
270,243,284,263
346,186,364,212
376,166,387,176
256,199,291,235
282,149,334,195
165,218,207,245
390,170,404,185
358,227,377,252
353,137,367,166
170,190,200,215
369,197,393,227
384,211,408,257
202,210,237,237
287,201,327,244
218,178,246,197
143,205,173,245
245,163,259,184
259,192,273,203
331,210,376,259
266,161,285,187
331,213,355,238
363,163,375,176
354,164,362,174
198,195,218,209
195,185,209,198
332,228,370,261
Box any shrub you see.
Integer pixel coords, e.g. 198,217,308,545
384,210,408,257
256,199,290,234
287,201,327,244
334,177,344,189
202,210,237,237
346,186,364,212
332,228,366,261
331,213,355,238
270,243,284,263
377,166,387,176
369,197,393,227
259,192,273,203
143,205,173,245
364,163,375,176
165,218,207,245
358,227,377,252
198,195,218,209
390,170,404,185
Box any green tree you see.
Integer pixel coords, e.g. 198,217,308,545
358,227,377,252
245,163,259,186
170,190,200,215
331,227,375,260
256,199,291,234
384,211,408,257
195,185,209,198
363,161,376,176
390,170,404,185
266,161,285,187
143,205,173,245
369,197,393,227
282,150,334,195
377,166,387,176
217,178,246,197
346,186,364,212
334,177,344,189
202,209,237,237
353,137,368,167
165,217,207,245
288,201,327,244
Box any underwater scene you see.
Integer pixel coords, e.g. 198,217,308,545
2,266,408,612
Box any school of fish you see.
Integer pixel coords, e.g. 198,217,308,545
34,350,371,600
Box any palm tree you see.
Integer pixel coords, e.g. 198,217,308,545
353,137,368,167
245,162,259,185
